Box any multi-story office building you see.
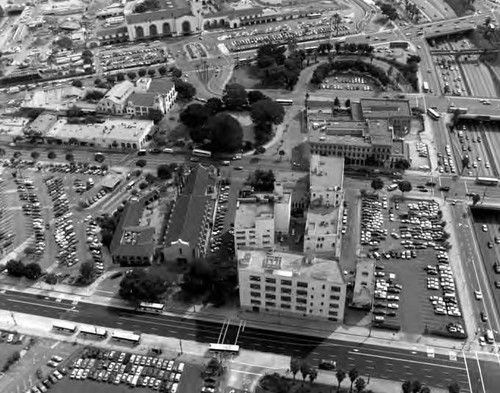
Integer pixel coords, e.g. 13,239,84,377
304,155,344,258
238,250,346,321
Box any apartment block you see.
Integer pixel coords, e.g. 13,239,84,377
238,250,346,322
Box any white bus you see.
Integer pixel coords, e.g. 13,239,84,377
79,325,107,339
476,177,499,186
137,302,165,314
208,343,240,353
111,331,141,345
53,320,78,334
192,149,212,158
427,108,440,120
276,98,293,106
422,81,429,93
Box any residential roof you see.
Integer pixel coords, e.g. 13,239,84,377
147,78,175,94
237,250,345,284
103,81,135,104
360,98,411,118
110,198,156,258
309,155,344,192
27,113,58,135
164,165,216,247
127,92,156,108
101,173,122,189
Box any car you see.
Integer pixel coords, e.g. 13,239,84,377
480,311,488,322
171,383,179,393
387,303,399,309
475,290,483,300
318,359,336,370
488,242,493,248
387,295,400,301
482,225,488,232
495,281,500,288
234,166,243,170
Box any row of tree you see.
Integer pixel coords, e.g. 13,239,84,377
255,43,305,89
5,260,42,280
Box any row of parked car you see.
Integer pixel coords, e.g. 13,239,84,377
209,185,230,253
29,367,65,393
69,350,185,392
426,260,462,317
361,195,386,246
17,176,45,256
85,215,104,274
45,177,79,267
81,188,109,208
48,163,107,177
100,45,166,72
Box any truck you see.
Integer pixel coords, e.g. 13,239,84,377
422,81,429,93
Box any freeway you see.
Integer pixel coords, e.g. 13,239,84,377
0,290,494,392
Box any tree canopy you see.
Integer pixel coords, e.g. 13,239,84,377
248,90,270,105
119,270,169,303
250,99,285,126
371,177,384,192
204,113,243,153
180,103,209,129
205,97,224,115
157,163,176,180
256,43,287,68
248,170,275,192
222,83,248,111
173,78,196,101
398,180,412,193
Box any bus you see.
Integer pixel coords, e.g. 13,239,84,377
427,108,440,120
53,321,78,334
307,12,321,19
208,343,240,353
276,99,293,106
79,325,107,339
447,106,468,114
486,329,494,344
476,177,499,186
192,149,212,158
111,331,141,345
422,81,429,93
137,302,165,314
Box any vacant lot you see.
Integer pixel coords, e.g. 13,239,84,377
228,66,260,89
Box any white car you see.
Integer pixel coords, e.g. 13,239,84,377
475,290,483,300
387,303,399,309
387,295,400,301
482,225,488,232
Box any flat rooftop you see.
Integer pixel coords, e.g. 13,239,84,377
46,118,153,141
310,155,344,191
360,98,411,118
305,205,340,236
235,201,274,230
238,249,344,284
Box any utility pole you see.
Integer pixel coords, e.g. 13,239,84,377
179,339,183,354
11,312,17,326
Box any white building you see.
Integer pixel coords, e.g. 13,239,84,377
45,118,153,150
238,250,346,322
304,155,345,258
234,184,291,252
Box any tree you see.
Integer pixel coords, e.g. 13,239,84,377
47,151,56,160
136,159,147,168
204,113,243,153
65,153,74,163
6,260,25,277
421,387,431,393
170,67,182,78
80,261,95,282
345,98,351,108
398,180,412,194
173,78,196,101
222,83,248,111
248,90,269,105
336,369,346,392
334,96,340,108
205,97,224,115
148,69,156,77
449,382,460,393
462,155,470,172
348,368,359,393
472,193,480,205
24,262,42,280
72,79,83,88
157,164,174,180
180,104,209,129
30,151,40,161
145,108,164,124
300,361,309,382
380,3,398,20
308,368,318,385
250,99,285,126
248,170,275,192
256,43,287,68
354,377,366,393
116,72,125,81
290,357,300,383
158,66,167,76
371,177,384,193
55,36,73,49
119,270,169,302
138,68,147,77
127,71,137,80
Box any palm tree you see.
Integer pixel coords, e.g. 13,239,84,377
300,362,309,383
348,368,359,393
354,377,366,392
371,177,384,193
30,151,40,161
290,357,300,384
308,368,318,385
336,369,346,392
448,382,460,393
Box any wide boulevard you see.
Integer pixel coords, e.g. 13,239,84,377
1,290,498,392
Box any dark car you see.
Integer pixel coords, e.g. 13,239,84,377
318,360,336,370
439,186,450,192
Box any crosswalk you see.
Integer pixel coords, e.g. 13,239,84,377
426,347,458,361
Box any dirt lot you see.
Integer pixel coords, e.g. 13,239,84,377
360,194,465,335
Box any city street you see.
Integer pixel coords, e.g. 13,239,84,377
0,290,495,392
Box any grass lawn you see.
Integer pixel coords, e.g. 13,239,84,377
228,112,255,143
443,0,474,16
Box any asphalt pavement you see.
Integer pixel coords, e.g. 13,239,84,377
0,290,497,392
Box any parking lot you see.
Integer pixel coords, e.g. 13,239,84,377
185,43,208,60
98,43,168,73
319,75,375,92
360,194,466,335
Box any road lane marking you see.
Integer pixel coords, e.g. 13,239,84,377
6,299,73,311
462,350,473,393
349,351,466,370
475,351,487,393
231,370,263,376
